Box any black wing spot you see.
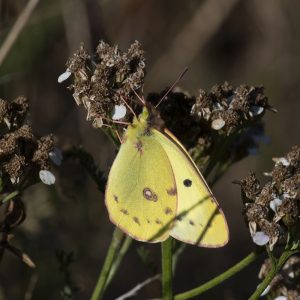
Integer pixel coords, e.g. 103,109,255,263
189,220,195,226
183,179,192,187
113,195,119,203
143,187,158,202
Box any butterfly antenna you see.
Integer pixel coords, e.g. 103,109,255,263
130,86,146,106
120,95,137,119
155,67,188,108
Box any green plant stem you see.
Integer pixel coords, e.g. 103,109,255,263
162,238,173,300
248,249,298,300
174,249,262,300
0,190,19,204
90,228,124,300
105,235,133,288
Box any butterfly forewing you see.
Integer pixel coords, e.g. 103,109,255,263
105,135,177,242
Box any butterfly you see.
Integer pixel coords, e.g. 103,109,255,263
105,105,229,247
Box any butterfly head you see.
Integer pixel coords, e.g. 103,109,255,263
126,105,165,142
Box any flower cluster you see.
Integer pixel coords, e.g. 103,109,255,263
259,255,300,299
191,82,273,134
0,96,56,189
239,146,300,249
59,41,146,128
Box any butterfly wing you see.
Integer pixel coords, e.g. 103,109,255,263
153,129,229,247
105,135,177,242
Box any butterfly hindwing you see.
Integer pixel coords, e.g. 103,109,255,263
153,129,229,247
105,133,177,242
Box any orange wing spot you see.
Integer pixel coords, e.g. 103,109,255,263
155,218,163,225
167,187,177,196
120,209,129,215
164,207,173,215
143,188,158,202
135,141,143,154
113,195,119,203
133,216,141,225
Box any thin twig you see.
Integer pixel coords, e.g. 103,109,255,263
0,0,40,66
115,274,161,300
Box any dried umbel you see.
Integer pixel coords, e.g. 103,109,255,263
0,96,58,268
259,255,300,299
0,96,55,190
59,41,146,128
239,146,300,250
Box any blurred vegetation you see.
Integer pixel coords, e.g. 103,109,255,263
0,0,299,299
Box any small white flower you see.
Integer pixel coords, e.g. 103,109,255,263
269,198,283,213
39,170,56,185
272,157,290,166
58,69,71,83
274,296,287,300
250,106,264,116
260,284,271,296
49,148,63,166
112,104,127,120
211,118,225,130
252,231,269,246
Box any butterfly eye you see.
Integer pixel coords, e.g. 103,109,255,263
183,179,192,187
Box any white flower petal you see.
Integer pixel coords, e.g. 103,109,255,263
274,296,287,300
211,118,225,130
39,170,56,185
252,231,269,246
112,104,127,120
250,106,264,116
260,284,271,296
273,157,290,166
58,69,71,83
49,148,63,166
269,198,283,213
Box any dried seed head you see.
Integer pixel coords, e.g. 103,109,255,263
239,146,300,250
0,97,55,191
64,40,146,128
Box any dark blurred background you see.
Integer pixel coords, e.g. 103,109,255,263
0,0,299,299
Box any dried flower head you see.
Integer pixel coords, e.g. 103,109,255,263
259,255,300,299
0,97,55,190
60,41,146,128
239,146,300,249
